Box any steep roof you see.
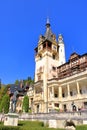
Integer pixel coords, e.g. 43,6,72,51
9,84,29,96
37,18,57,46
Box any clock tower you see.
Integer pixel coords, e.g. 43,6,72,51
34,19,66,113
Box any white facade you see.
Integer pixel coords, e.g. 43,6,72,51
28,20,87,113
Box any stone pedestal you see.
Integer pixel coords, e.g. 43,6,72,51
65,126,76,130
49,120,57,128
83,120,87,124
4,113,19,126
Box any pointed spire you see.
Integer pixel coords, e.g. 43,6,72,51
46,17,50,27
47,18,50,23
45,17,53,40
44,18,57,42
47,17,50,24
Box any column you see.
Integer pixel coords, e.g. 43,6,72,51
58,86,62,110
52,86,54,98
67,84,70,97
59,86,62,98
77,81,80,94
34,87,36,99
39,103,41,112
48,87,50,99
57,88,59,98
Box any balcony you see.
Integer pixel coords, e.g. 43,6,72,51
34,80,43,87
58,61,87,79
61,93,87,102
48,97,59,102
34,93,43,101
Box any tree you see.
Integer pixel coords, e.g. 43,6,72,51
15,80,19,85
14,76,34,87
0,94,10,113
3,84,11,95
0,87,5,103
0,84,11,105
27,76,34,85
22,95,29,113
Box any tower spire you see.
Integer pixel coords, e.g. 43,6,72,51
45,17,53,40
46,17,50,27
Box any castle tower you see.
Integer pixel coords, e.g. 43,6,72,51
34,19,66,113
58,34,66,65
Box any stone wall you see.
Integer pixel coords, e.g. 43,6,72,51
0,111,87,128
18,111,87,128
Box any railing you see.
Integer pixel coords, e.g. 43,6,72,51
18,111,87,120
48,93,87,102
0,111,87,122
48,97,59,102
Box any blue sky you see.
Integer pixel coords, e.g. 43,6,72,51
0,0,87,84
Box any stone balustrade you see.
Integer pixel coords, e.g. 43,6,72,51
18,111,87,120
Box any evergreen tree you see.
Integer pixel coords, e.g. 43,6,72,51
15,80,20,85
0,87,4,103
22,95,29,113
0,84,10,106
0,94,10,113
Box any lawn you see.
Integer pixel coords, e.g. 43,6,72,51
0,120,87,130
18,120,64,130
76,125,87,130
0,120,64,130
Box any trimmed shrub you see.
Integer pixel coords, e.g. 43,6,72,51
22,96,29,113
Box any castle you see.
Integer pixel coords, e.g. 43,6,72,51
27,19,87,113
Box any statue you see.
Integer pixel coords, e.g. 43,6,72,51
71,102,77,112
9,81,29,113
9,87,19,113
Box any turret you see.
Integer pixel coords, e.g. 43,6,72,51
58,34,66,66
